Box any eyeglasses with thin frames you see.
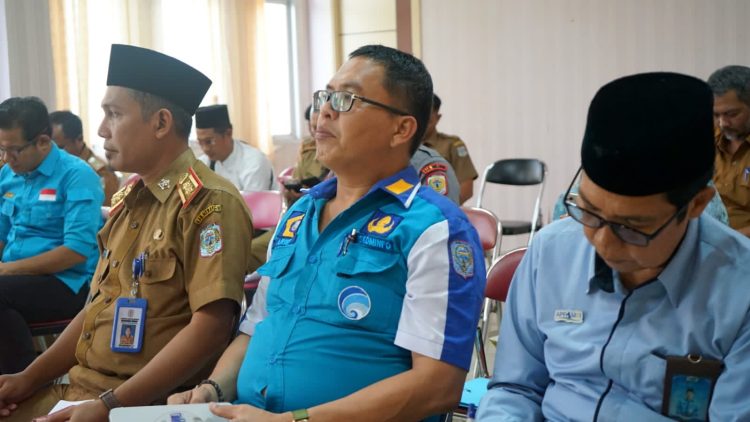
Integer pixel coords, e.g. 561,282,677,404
0,132,40,159
312,90,411,116
563,167,688,247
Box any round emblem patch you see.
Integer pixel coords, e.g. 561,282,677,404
337,286,371,320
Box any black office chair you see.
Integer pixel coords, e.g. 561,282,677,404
476,159,547,246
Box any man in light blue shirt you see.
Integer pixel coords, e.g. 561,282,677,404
478,73,750,421
0,97,103,375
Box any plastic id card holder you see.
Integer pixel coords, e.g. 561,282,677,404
111,297,147,353
661,354,723,421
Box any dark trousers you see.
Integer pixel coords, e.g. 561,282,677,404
0,275,88,374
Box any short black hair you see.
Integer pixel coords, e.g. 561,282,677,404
0,97,51,141
349,45,433,155
126,89,192,139
432,94,442,112
304,104,312,121
707,65,750,106
49,110,83,140
664,169,713,223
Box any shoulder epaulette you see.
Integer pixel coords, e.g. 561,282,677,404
178,167,203,208
109,181,136,216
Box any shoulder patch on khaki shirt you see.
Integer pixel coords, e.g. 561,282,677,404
178,167,204,208
194,204,222,225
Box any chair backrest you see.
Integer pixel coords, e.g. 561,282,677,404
484,159,545,186
485,247,527,302
476,159,547,244
461,206,502,262
241,190,283,230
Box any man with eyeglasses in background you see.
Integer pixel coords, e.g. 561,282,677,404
477,73,750,421
195,104,276,192
0,97,103,376
169,44,485,422
49,110,120,206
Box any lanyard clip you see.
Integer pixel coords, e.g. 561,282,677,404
131,252,147,297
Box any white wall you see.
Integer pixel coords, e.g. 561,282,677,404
3,0,56,105
0,0,11,100
421,0,750,247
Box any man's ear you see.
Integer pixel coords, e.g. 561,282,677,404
153,108,174,139
225,127,233,139
390,115,418,149
686,185,715,219
36,134,53,151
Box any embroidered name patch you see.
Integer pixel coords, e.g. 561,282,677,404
199,223,223,257
338,286,371,321
194,204,222,225
451,240,474,278
554,309,584,324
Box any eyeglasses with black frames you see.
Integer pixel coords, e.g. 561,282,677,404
563,167,688,247
312,90,411,116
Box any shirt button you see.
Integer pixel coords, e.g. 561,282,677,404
293,306,302,315
104,296,112,304
307,256,318,264
112,260,119,268
269,355,278,363
84,332,92,340
130,222,139,229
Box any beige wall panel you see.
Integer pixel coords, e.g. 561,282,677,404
341,31,398,60
421,0,750,249
340,0,396,34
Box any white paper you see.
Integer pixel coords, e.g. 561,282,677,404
109,403,230,422
48,399,93,414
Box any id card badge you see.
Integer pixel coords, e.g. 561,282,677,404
661,354,723,421
111,297,147,353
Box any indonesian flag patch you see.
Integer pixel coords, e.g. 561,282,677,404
38,188,57,202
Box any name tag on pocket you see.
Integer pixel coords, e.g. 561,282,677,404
554,309,583,324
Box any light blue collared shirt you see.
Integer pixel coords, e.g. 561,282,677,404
477,215,750,421
0,144,104,293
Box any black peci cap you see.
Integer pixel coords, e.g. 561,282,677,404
581,72,715,196
106,44,211,115
195,104,231,129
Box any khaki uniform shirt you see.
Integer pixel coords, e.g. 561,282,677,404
68,149,254,398
714,132,750,231
292,136,328,182
423,132,478,183
80,146,120,206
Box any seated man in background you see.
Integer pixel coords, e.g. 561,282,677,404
423,94,478,204
477,73,750,420
169,44,485,422
0,97,103,376
708,65,750,237
281,104,330,207
195,104,276,192
49,110,120,205
0,44,254,422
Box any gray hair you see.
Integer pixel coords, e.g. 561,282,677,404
707,65,750,106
